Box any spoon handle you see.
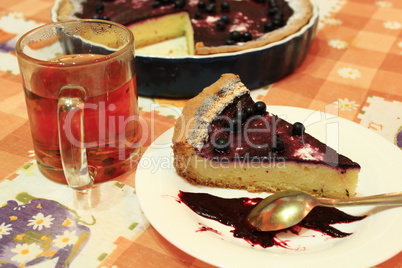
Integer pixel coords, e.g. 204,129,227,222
319,192,402,206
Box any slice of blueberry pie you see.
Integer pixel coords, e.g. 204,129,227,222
172,74,360,198
55,0,313,55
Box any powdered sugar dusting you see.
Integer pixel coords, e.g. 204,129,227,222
206,16,220,23
230,12,251,32
188,0,198,6
293,144,324,161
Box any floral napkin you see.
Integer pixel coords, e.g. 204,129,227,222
0,162,148,268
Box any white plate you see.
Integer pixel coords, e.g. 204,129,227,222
136,106,402,268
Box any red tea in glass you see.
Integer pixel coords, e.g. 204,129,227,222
17,20,141,190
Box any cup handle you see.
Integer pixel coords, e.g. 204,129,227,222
57,85,93,191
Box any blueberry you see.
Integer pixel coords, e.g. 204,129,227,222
253,101,266,115
205,3,216,13
197,0,206,9
272,11,283,20
242,32,253,42
152,1,160,7
101,15,110,20
264,21,276,32
292,122,305,136
272,12,284,26
229,31,242,42
215,137,229,151
272,139,284,152
273,19,283,27
221,15,230,24
224,39,235,45
95,2,104,13
244,106,255,117
92,14,100,19
268,7,279,17
174,0,185,9
268,0,277,7
194,11,203,19
221,1,230,11
216,20,226,31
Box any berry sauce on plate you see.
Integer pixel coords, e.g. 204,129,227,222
178,191,366,248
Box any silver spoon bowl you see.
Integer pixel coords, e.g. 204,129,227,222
247,190,402,232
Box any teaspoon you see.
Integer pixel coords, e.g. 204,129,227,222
247,190,402,232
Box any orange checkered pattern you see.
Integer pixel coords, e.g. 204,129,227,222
0,0,401,267
264,0,402,123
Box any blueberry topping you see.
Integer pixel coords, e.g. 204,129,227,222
221,1,230,11
216,20,226,31
272,139,284,152
242,32,253,42
264,21,276,32
267,7,284,27
92,14,100,19
272,12,284,26
151,1,160,7
214,137,229,151
268,7,280,17
292,122,305,136
253,101,266,115
229,115,247,132
235,110,247,123
205,3,216,13
273,18,284,27
268,0,278,7
174,0,186,9
229,31,242,42
95,2,104,13
194,11,203,19
224,39,235,45
229,117,241,131
101,15,110,20
244,106,255,117
221,15,230,24
197,0,206,9
272,11,283,21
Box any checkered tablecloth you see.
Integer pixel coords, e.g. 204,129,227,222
0,0,401,267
